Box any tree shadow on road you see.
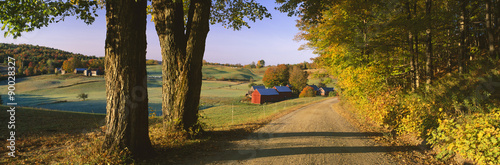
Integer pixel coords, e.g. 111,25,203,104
230,146,420,161
178,129,420,164
248,131,385,140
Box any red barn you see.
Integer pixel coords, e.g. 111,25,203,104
252,88,281,104
273,86,293,99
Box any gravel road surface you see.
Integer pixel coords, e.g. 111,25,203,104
187,98,397,165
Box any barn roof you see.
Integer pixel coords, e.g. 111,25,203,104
251,86,266,90
321,87,334,92
75,68,87,71
308,85,320,91
255,88,279,96
274,86,292,93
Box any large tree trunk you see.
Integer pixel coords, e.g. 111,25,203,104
103,0,153,158
425,0,433,90
184,0,211,132
152,0,211,133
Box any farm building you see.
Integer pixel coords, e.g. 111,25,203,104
74,68,87,74
273,86,293,99
84,68,101,76
251,88,281,104
319,87,335,96
91,69,101,76
54,68,66,75
246,85,266,98
83,69,91,76
307,85,321,95
250,85,265,91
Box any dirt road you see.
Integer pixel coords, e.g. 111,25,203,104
188,98,398,164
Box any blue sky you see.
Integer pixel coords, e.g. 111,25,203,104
0,1,315,66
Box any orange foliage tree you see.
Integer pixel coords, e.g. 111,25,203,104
262,64,289,87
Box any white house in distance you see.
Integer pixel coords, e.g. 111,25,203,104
54,68,66,75
83,68,101,76
319,87,335,96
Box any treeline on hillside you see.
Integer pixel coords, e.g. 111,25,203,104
0,43,104,77
278,0,499,164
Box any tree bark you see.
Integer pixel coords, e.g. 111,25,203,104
414,2,420,89
103,0,153,158
486,0,496,58
184,0,211,133
407,1,416,91
496,0,500,58
152,0,211,133
425,0,433,90
459,0,469,74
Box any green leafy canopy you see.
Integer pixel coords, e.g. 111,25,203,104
0,0,99,38
211,0,272,30
1,0,272,39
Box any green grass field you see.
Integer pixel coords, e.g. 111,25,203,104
147,64,266,80
0,64,332,115
0,64,334,164
0,65,267,114
0,96,330,164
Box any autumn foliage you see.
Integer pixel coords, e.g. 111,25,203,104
284,0,500,164
0,43,104,77
299,86,316,98
262,64,289,88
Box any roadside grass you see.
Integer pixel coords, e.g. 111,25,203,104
0,97,330,164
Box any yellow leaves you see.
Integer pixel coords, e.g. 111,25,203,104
478,132,484,140
447,143,455,150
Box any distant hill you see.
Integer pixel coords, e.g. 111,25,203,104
146,64,266,81
0,43,103,77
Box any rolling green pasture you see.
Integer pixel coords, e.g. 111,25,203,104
0,65,267,115
147,64,266,80
0,64,332,116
